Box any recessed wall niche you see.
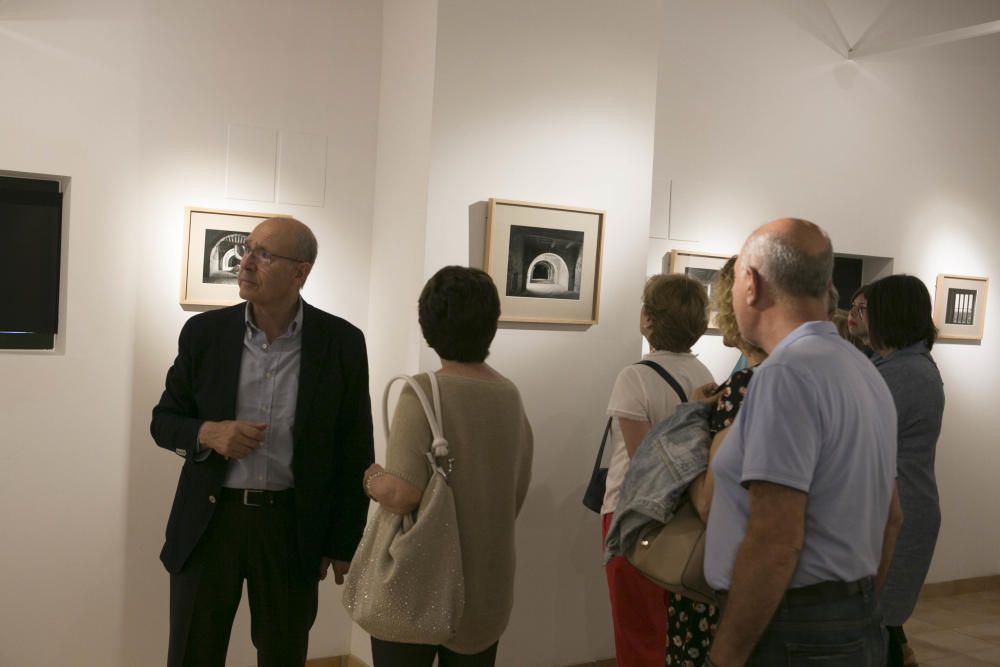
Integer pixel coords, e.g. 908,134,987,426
0,173,68,350
833,253,893,309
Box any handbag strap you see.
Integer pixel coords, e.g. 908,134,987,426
590,360,689,471
383,373,451,477
635,359,688,402
589,417,614,477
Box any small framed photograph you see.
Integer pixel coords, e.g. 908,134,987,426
485,198,605,325
667,249,733,330
933,274,989,342
180,207,289,307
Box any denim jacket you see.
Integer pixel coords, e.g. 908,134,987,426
604,401,711,562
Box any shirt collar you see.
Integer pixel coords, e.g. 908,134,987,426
768,320,838,358
244,299,304,340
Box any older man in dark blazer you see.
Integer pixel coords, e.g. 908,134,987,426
151,217,373,667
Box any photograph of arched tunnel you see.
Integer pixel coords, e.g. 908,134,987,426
484,199,604,324
182,207,285,307
202,230,249,285
506,225,585,300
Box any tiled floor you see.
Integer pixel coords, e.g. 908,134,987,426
907,588,1000,666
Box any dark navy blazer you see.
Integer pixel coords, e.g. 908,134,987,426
150,301,374,576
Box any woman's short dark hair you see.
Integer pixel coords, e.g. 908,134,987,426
866,274,937,351
419,266,500,363
642,274,709,353
851,284,870,303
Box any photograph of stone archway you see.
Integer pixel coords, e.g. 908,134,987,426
484,198,604,325
505,225,584,300
203,230,249,285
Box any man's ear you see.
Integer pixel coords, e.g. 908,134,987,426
745,265,762,306
296,262,313,288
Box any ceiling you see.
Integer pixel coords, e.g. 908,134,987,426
768,0,1000,58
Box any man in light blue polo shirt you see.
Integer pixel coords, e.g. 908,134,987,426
704,218,903,667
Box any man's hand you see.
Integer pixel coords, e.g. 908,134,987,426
198,420,266,459
319,557,350,584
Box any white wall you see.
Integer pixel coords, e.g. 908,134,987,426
416,1,663,664
650,0,1000,582
353,0,440,663
0,1,382,665
126,1,382,664
0,4,141,666
4,1,1000,665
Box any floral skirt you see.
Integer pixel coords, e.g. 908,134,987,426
665,593,719,666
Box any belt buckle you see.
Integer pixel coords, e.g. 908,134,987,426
243,489,263,507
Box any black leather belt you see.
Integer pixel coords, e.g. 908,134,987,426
716,577,872,609
220,488,293,507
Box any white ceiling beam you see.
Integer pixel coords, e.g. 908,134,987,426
850,18,1000,59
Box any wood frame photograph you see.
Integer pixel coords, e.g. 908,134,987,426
667,249,733,331
933,273,989,342
484,198,605,325
180,207,289,308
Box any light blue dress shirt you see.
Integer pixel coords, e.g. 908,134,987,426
221,301,304,491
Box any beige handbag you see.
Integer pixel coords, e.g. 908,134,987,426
626,498,715,606
342,373,465,644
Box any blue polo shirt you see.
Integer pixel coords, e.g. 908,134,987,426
705,321,897,590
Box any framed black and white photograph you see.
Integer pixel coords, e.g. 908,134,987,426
180,207,289,307
667,249,732,330
934,274,989,342
485,199,605,324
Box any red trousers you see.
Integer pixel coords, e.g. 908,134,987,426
603,512,669,666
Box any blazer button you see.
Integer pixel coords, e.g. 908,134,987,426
208,495,216,504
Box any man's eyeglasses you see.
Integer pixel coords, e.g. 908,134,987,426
850,303,867,316
242,242,308,266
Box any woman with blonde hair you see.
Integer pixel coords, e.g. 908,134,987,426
669,256,768,666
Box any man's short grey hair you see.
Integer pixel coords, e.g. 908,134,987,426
741,225,833,300
827,284,839,317
297,224,318,263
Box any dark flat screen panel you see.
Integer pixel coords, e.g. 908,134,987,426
0,189,63,334
0,332,54,349
832,256,863,310
0,176,59,193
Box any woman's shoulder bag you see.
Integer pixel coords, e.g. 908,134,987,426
342,372,465,644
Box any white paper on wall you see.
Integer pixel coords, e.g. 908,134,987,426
277,131,328,207
226,125,277,202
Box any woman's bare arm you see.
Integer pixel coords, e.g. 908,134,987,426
689,425,730,521
618,417,652,458
364,463,422,514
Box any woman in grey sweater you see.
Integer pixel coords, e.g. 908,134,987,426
867,275,946,667
362,266,533,666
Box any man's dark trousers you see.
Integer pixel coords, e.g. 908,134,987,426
168,489,316,667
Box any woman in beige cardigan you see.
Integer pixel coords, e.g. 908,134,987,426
362,266,534,667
